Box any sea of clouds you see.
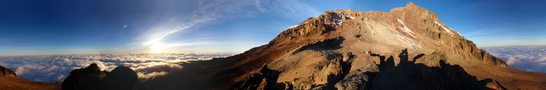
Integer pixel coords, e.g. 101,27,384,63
0,53,231,82
484,45,546,73
3,45,543,83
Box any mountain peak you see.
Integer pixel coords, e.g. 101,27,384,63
391,2,439,21
268,3,504,67
406,2,417,8
139,3,544,90
225,3,511,89
398,2,425,11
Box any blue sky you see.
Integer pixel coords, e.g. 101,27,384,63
0,0,545,56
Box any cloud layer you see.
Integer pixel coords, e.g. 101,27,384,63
0,53,230,82
484,45,546,73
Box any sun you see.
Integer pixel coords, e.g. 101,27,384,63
150,42,166,54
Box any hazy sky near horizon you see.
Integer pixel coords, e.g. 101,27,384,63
1,0,545,56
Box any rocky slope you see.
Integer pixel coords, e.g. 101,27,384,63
141,3,546,90
0,65,59,90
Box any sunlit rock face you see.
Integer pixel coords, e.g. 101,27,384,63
0,53,231,82
140,3,545,90
484,45,546,73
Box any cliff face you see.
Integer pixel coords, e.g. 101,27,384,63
141,3,545,90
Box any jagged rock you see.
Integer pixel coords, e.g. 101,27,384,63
62,64,137,90
62,64,105,90
485,80,507,90
100,66,138,90
232,65,286,90
0,65,16,77
334,62,379,90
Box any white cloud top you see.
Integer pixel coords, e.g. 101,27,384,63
485,45,546,73
0,53,230,82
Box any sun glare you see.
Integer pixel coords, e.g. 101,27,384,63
150,42,166,54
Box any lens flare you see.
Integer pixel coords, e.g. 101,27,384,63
150,42,166,54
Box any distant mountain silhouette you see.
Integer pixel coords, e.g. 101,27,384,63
62,64,137,90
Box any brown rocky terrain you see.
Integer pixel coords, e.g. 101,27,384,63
0,65,59,90
139,2,546,90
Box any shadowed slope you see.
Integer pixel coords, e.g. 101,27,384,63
367,49,505,90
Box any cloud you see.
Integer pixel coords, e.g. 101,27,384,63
14,65,33,76
0,53,229,82
484,45,546,73
135,0,321,53
137,71,168,80
138,0,265,52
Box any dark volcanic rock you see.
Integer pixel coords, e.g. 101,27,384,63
100,66,138,90
62,64,105,90
62,64,137,90
0,65,16,77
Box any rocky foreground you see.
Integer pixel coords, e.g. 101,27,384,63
140,2,546,90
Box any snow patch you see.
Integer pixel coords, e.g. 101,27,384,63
435,21,455,37
448,27,462,35
286,24,300,30
397,18,415,38
348,16,355,20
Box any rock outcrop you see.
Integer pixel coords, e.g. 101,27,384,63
62,64,105,90
100,66,138,90
0,65,16,77
62,64,137,90
140,2,546,90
